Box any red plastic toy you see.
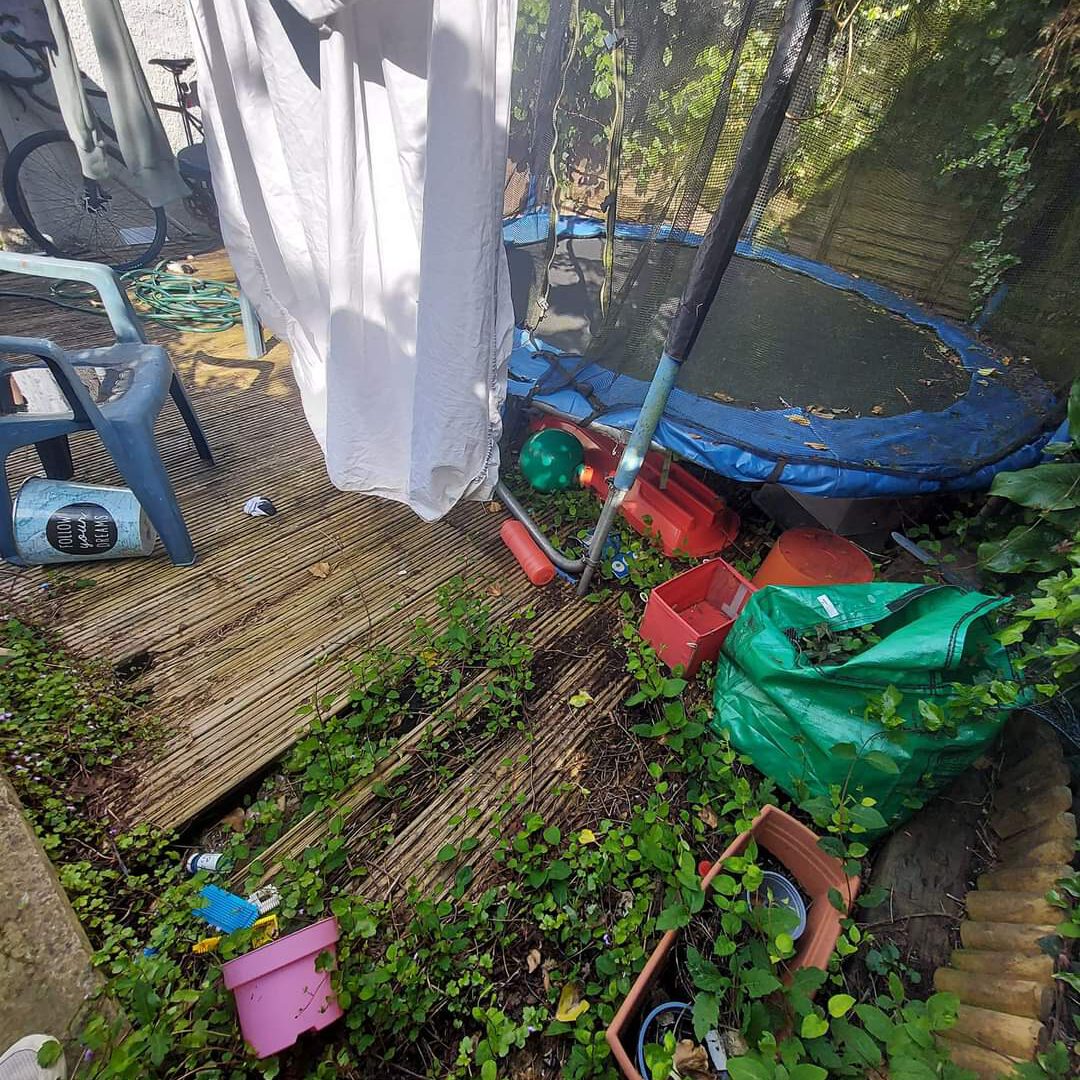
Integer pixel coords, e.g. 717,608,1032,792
638,557,756,676
500,520,556,586
530,416,738,557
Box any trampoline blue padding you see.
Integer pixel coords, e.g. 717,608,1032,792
504,214,1061,497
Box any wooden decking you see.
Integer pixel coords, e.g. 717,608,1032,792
3,253,611,837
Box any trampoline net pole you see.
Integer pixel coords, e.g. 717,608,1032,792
665,0,825,363
577,0,826,597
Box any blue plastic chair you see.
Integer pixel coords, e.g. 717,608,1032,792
0,252,213,567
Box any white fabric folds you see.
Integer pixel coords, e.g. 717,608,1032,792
187,0,516,519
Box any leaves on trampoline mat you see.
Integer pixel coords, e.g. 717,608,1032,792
786,414,811,426
709,390,735,403
870,404,884,415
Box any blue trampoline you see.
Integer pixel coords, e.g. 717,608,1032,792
504,214,1060,499
494,0,1075,595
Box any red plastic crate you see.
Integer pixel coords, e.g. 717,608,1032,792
639,557,756,676
530,416,738,557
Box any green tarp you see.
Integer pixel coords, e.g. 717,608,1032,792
712,583,1016,833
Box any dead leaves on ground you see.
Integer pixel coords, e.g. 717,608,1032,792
673,1040,713,1080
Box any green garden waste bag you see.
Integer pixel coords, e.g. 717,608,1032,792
712,583,1015,834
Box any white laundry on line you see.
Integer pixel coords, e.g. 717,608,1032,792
186,0,517,520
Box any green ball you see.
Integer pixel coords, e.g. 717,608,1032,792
519,428,585,492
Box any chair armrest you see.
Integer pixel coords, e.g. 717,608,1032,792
0,252,147,345
0,335,101,422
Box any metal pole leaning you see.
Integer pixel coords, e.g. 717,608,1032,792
575,0,825,597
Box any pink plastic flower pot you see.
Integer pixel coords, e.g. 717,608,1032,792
221,916,343,1058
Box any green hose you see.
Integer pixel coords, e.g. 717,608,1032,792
120,265,241,332
0,261,242,334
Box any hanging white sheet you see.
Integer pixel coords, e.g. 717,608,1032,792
186,0,516,520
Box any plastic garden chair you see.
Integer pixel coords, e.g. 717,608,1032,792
0,252,213,566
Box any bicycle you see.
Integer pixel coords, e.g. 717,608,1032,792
0,30,218,272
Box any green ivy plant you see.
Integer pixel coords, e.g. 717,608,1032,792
6,567,1015,1079
943,100,1039,317
727,984,971,1080
795,623,882,667
967,381,1080,711
978,381,1080,577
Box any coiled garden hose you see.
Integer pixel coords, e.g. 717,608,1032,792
0,262,241,334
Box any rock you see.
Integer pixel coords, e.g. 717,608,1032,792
0,776,102,1060
933,966,1052,1020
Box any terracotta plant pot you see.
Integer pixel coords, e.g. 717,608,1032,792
606,805,860,1080
751,527,873,588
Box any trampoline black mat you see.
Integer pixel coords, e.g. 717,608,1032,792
507,236,971,418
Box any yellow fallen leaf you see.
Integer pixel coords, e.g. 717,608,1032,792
785,414,811,426
568,689,594,708
307,560,332,579
578,829,597,845
977,367,997,377
527,947,542,973
804,441,829,451
556,982,590,1022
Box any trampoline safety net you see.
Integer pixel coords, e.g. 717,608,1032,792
503,0,1080,497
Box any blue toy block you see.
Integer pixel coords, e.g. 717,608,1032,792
194,885,259,933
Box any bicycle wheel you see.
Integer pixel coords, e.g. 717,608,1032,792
3,130,167,272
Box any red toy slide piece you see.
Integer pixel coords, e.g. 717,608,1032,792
530,416,739,558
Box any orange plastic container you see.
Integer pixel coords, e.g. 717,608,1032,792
500,520,556,586
752,527,873,588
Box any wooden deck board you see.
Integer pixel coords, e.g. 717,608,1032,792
237,600,633,904
241,596,612,885
3,251,590,833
